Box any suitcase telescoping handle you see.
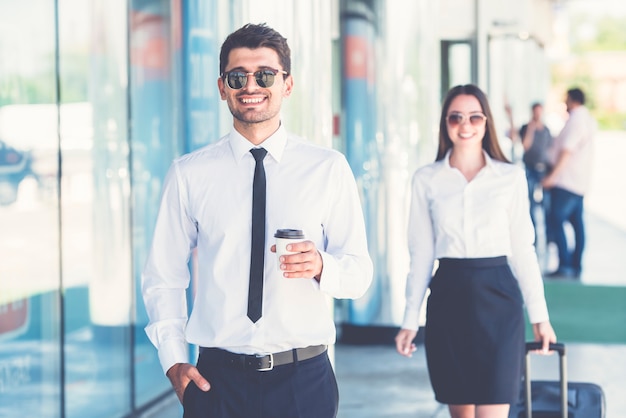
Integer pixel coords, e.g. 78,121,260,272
525,342,565,355
524,342,567,418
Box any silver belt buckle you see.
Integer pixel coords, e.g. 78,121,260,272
255,353,274,371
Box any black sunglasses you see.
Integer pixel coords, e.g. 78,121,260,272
446,112,487,127
221,68,288,90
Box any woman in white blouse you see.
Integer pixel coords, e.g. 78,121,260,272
395,84,557,418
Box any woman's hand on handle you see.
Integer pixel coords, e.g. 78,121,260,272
532,321,557,354
395,328,418,358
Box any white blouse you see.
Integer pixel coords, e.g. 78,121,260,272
401,151,550,331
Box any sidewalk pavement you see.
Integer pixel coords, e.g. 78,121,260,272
143,210,626,418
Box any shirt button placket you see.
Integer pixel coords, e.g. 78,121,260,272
463,184,471,255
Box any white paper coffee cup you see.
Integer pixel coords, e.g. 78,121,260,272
275,229,305,258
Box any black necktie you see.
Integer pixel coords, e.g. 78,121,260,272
247,148,267,323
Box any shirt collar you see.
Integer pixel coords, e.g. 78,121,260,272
229,124,287,163
442,149,505,176
568,105,586,118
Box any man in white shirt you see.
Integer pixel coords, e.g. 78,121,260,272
141,23,372,418
543,88,596,279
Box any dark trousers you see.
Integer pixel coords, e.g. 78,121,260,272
549,187,585,274
525,166,552,243
182,349,338,418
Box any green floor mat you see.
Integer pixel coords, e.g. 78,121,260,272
526,281,626,344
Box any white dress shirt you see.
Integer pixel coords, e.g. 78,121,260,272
142,125,373,373
550,106,596,196
401,151,550,331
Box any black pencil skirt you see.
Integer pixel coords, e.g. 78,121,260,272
425,256,525,405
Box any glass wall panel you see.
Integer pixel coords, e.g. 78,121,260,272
341,0,381,326
59,0,133,417
184,0,221,152
0,1,62,417
238,0,335,148
489,36,550,162
130,0,185,407
337,0,441,334
377,0,440,328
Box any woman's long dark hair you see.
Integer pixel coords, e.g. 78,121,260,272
436,84,510,163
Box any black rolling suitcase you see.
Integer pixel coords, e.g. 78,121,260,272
508,342,606,418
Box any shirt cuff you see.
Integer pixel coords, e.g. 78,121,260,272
401,308,421,331
317,250,338,294
157,338,190,375
526,301,550,325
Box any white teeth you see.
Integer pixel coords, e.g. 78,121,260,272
241,97,264,104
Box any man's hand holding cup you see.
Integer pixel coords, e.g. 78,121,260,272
272,229,323,281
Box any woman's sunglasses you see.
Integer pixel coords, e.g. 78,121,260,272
446,112,487,127
222,68,288,90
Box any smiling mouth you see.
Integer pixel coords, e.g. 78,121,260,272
240,97,265,104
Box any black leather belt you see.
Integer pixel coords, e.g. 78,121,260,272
200,345,327,372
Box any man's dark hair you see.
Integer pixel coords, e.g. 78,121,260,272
531,102,543,110
219,23,291,76
567,87,585,105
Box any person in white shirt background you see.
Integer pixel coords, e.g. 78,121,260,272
141,23,373,418
395,84,557,418
542,87,596,279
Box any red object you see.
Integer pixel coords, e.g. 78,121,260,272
344,36,369,79
0,299,29,337
333,114,340,136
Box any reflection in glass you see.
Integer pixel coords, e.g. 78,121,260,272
59,0,132,417
130,0,185,406
0,1,61,417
